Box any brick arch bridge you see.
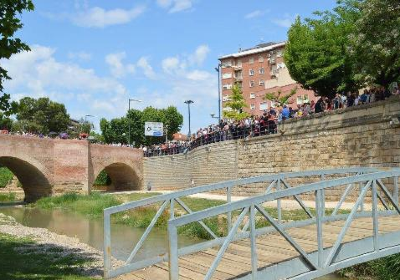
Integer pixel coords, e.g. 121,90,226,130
0,135,143,202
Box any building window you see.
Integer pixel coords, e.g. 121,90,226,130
249,57,254,64
276,50,283,57
259,80,265,86
297,94,310,105
250,104,255,110
223,84,232,90
260,102,268,111
259,68,265,74
235,71,243,79
250,93,255,99
258,56,264,62
222,95,230,101
236,59,242,67
249,80,255,88
249,69,254,76
222,73,232,79
221,60,232,68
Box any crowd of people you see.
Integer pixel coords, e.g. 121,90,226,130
143,86,399,157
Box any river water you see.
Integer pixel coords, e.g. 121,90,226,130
0,206,345,279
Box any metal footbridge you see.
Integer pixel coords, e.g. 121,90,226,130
104,168,400,279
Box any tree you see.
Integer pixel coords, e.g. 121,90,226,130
349,0,400,87
14,97,70,134
0,112,13,130
284,1,361,98
223,85,250,121
264,87,298,107
100,106,184,146
0,0,34,115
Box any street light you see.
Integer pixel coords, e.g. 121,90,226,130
184,100,194,137
210,113,219,120
214,64,222,123
128,98,142,146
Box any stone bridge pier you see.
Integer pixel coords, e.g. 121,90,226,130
0,136,143,202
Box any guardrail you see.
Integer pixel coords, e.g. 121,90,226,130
103,167,382,278
167,169,400,280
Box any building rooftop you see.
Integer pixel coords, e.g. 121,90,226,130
218,41,286,60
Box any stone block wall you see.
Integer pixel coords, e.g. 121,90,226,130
144,96,400,200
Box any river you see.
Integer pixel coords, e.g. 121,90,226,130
0,206,346,279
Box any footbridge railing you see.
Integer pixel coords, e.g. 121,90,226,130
168,169,400,280
103,167,382,278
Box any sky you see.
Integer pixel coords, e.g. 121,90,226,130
2,0,337,134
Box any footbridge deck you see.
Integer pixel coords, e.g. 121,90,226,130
104,168,400,279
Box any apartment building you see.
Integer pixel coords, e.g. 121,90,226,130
218,42,317,115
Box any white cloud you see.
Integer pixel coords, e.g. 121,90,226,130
68,51,92,61
137,57,156,79
157,0,194,13
186,70,211,81
272,14,297,28
105,52,135,78
188,44,210,66
1,45,130,118
161,57,180,74
245,10,267,19
72,6,145,28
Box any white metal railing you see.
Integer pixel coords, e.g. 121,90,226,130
103,167,383,278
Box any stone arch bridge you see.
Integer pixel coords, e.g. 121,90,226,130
0,135,143,202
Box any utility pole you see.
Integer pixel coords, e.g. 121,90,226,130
184,100,194,137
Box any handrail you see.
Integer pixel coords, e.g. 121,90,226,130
167,169,400,280
103,167,384,279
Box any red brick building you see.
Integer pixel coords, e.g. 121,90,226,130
218,42,317,115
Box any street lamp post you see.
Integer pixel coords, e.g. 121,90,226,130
210,113,219,120
214,64,222,123
128,98,142,146
184,100,194,137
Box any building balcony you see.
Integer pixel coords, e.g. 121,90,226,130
232,65,242,71
234,76,243,81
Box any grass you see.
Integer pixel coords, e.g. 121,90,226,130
0,192,17,202
0,233,95,280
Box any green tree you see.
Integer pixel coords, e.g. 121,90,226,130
14,97,70,134
0,0,34,115
284,1,361,98
223,85,250,121
349,0,400,86
100,106,183,146
264,87,297,107
0,113,13,130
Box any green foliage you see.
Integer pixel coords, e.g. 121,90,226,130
284,1,361,98
264,87,297,107
13,97,71,134
340,253,400,280
349,0,400,87
0,192,16,202
223,85,250,121
0,112,13,130
93,170,111,186
0,167,14,188
100,106,183,146
0,0,34,116
0,233,94,279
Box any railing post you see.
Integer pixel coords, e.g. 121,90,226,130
372,180,379,251
320,175,326,216
277,178,282,223
359,182,364,212
394,176,399,207
170,198,175,219
227,186,232,232
168,223,179,280
315,189,324,268
103,211,111,279
250,205,258,279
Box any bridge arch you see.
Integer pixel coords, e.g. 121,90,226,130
0,156,53,202
92,162,142,192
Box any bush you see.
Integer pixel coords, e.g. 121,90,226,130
0,167,14,188
93,170,111,186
